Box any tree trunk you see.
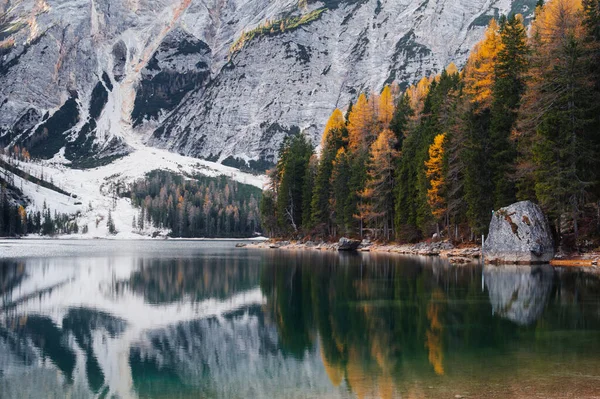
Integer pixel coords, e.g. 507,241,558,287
573,202,579,250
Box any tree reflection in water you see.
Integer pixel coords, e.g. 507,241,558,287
259,251,600,397
1,246,600,399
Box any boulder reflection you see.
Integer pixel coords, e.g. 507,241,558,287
484,265,554,325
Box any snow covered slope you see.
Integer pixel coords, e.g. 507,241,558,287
0,0,538,169
1,147,266,238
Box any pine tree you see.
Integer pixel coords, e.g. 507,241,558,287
349,151,369,237
462,106,495,236
389,94,414,150
275,134,314,233
395,125,421,242
489,14,529,208
311,109,347,232
582,0,600,195
330,148,352,236
362,129,399,240
107,209,117,235
302,154,318,229
138,207,145,230
260,190,278,237
519,0,597,244
460,19,504,236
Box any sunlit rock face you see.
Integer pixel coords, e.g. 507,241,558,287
484,265,554,326
0,0,538,167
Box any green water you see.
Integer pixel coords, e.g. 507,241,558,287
1,240,599,398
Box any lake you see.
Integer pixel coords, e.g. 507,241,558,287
1,240,600,399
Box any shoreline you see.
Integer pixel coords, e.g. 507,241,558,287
244,239,600,268
0,236,268,242
244,239,482,264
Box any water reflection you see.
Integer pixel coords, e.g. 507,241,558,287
484,265,554,325
0,241,600,398
122,256,261,304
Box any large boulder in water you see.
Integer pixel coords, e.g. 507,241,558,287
484,201,554,264
337,237,361,251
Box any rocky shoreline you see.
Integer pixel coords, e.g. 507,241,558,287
243,238,600,268
243,239,482,264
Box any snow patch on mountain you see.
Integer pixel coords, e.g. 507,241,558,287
1,146,266,238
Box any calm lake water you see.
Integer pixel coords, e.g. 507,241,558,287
1,240,600,399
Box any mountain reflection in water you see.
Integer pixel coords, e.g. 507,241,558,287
1,240,600,399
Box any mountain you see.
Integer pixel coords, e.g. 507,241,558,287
0,0,538,171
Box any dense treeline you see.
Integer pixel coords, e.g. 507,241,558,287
1,181,81,237
261,0,600,248
127,170,261,238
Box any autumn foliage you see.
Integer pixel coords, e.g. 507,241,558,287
261,0,600,247
425,133,447,221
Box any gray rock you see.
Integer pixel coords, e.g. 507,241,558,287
484,201,554,264
337,237,361,252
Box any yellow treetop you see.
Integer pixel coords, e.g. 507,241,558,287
321,108,345,148
406,76,433,116
347,93,376,153
464,19,502,109
18,206,27,223
378,85,394,128
445,62,459,76
333,146,346,163
424,133,447,220
530,0,584,46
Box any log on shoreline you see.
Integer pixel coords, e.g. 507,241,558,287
550,259,598,267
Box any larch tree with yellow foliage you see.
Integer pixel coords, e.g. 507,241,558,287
378,85,394,129
347,93,377,154
464,19,502,110
425,133,447,234
406,76,432,119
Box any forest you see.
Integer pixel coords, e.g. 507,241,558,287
0,150,83,237
0,182,81,237
126,170,261,238
260,0,600,249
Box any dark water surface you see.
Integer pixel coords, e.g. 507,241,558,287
1,240,600,399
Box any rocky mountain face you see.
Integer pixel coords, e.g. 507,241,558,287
0,0,537,170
